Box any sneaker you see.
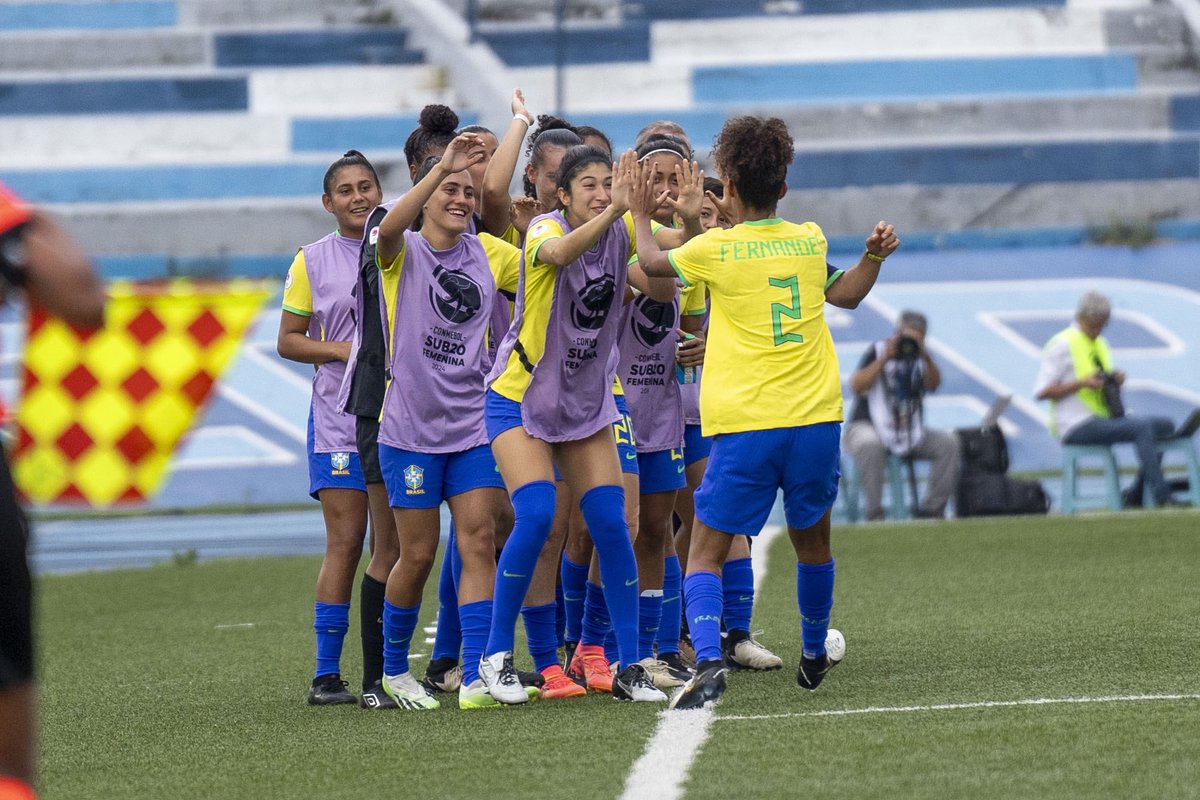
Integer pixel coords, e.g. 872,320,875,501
307,673,356,706
678,633,696,666
382,672,440,710
539,666,587,699
613,663,668,702
421,657,463,693
638,656,688,690
359,680,399,710
658,651,695,683
724,631,783,671
668,660,727,710
479,651,530,704
567,643,614,693
459,678,502,710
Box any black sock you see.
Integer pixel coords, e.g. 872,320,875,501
360,574,386,690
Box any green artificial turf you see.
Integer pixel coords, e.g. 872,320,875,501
36,511,1200,799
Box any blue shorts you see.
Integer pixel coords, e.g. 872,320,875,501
308,411,366,498
378,443,504,509
613,394,639,476
695,422,841,536
638,447,686,494
485,389,524,442
683,423,712,467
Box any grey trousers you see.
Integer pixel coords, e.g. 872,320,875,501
843,421,962,520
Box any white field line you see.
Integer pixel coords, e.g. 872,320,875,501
718,693,1200,722
619,524,786,800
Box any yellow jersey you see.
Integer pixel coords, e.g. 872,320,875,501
667,218,842,435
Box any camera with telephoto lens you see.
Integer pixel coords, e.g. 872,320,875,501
894,334,920,362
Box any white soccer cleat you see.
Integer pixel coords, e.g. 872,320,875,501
638,656,688,689
381,671,440,710
727,635,784,671
613,663,668,702
479,651,530,704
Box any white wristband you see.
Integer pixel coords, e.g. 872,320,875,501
514,114,532,126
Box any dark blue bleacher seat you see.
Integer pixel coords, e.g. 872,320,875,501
290,114,479,153
479,19,649,67
3,163,327,204
0,78,247,116
215,30,423,68
1171,95,1200,132
788,139,1200,189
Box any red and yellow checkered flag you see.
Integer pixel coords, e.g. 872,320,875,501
11,279,272,507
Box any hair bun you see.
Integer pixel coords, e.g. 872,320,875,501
419,104,460,134
535,114,573,133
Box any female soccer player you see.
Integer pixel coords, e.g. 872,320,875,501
371,133,534,710
481,145,676,703
279,150,384,706
632,116,899,708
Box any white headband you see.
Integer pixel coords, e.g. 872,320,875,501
638,148,685,162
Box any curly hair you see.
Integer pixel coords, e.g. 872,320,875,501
403,104,460,170
712,116,793,212
522,115,582,199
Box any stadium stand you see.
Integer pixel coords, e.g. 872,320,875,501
0,0,1196,279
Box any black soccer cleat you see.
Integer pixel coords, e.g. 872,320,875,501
359,680,400,709
518,669,545,689
612,663,668,702
796,653,834,691
668,660,727,710
308,673,356,706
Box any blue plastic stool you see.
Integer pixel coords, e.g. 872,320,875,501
1141,437,1200,507
886,454,913,520
841,454,912,522
1061,444,1122,513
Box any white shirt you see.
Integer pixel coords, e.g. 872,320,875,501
1034,332,1094,439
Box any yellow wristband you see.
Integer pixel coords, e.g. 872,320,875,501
865,251,886,263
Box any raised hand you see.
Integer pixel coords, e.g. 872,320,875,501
511,88,534,126
441,132,487,174
705,184,738,227
666,160,705,223
609,150,638,215
628,157,667,219
865,221,900,260
510,196,542,234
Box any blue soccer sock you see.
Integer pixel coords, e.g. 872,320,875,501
431,524,463,662
459,600,491,685
722,557,754,635
604,629,618,665
555,580,566,648
656,554,682,655
638,590,664,662
314,601,350,679
797,559,835,658
561,555,589,643
521,602,560,672
580,580,611,646
382,599,420,676
486,480,556,656
683,571,724,664
579,484,639,668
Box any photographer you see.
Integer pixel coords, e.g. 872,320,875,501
1034,291,1179,508
844,310,960,521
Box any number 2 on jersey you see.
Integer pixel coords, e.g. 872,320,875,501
768,275,804,346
